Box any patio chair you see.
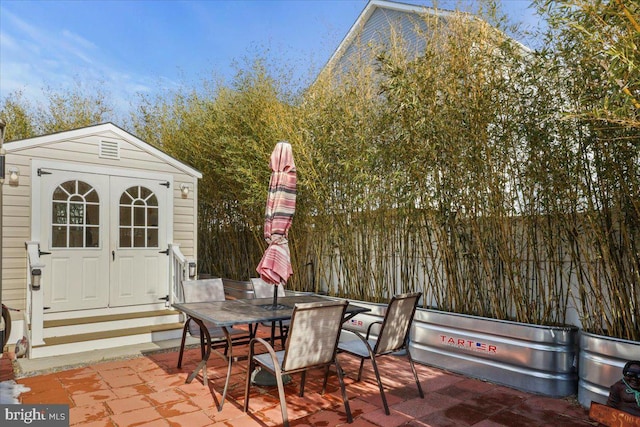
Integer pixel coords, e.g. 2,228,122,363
250,277,289,348
244,300,353,427
176,278,254,374
338,292,424,415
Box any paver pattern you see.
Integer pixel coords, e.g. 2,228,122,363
1,332,597,426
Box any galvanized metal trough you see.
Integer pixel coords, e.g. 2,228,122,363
578,331,640,408
342,300,579,398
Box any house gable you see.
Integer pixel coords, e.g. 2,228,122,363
322,0,455,78
320,0,528,81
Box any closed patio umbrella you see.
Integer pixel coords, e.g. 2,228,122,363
256,141,296,309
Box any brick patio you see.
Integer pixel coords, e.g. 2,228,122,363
0,335,597,427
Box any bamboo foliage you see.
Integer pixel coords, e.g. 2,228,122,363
131,59,301,280
119,6,634,339
533,0,640,340
295,6,638,339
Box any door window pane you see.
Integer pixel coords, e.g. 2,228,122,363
85,188,99,203
60,181,75,195
133,203,146,226
147,229,158,247
140,187,152,200
53,187,68,201
133,228,145,247
52,226,66,247
119,206,131,226
51,180,100,248
86,204,99,225
119,186,159,248
86,226,99,247
148,207,158,227
77,181,92,196
120,191,133,204
69,226,84,247
52,202,66,224
69,202,84,224
120,229,132,248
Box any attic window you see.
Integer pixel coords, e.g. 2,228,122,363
99,140,120,160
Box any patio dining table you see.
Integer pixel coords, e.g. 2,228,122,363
172,294,370,411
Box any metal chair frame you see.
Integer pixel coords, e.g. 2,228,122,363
244,300,353,427
176,278,254,385
338,292,424,415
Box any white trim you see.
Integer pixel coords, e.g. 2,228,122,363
6,122,202,178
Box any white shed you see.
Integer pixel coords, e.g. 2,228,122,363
2,123,201,358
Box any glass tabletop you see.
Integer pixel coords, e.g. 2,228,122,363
173,294,369,327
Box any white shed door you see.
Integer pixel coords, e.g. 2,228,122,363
109,177,169,307
40,170,170,312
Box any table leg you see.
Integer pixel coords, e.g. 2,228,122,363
183,320,234,411
186,318,211,386
270,321,276,346
177,320,190,368
218,326,234,411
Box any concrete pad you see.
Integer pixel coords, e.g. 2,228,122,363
14,337,201,378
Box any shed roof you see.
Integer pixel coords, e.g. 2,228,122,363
5,122,202,179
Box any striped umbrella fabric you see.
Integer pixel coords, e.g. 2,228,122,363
256,141,297,286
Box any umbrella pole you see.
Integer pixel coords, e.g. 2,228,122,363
252,280,292,387
273,284,278,308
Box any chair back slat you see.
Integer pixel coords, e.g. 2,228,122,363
282,300,348,371
182,278,226,336
182,278,226,303
375,292,421,354
251,278,286,299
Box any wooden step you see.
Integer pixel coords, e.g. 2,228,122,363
29,310,186,359
30,322,185,359
44,309,176,328
38,322,184,347
42,310,181,339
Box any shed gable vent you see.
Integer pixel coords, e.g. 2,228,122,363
99,140,120,160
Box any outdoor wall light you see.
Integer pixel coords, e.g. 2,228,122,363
8,167,19,185
180,183,190,198
31,268,42,290
188,261,197,279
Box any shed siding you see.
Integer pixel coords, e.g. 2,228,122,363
2,150,32,312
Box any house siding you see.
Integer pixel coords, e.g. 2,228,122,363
323,1,461,84
332,7,432,75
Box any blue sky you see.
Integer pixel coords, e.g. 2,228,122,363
0,0,543,117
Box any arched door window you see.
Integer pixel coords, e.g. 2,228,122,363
52,180,100,248
119,186,159,248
